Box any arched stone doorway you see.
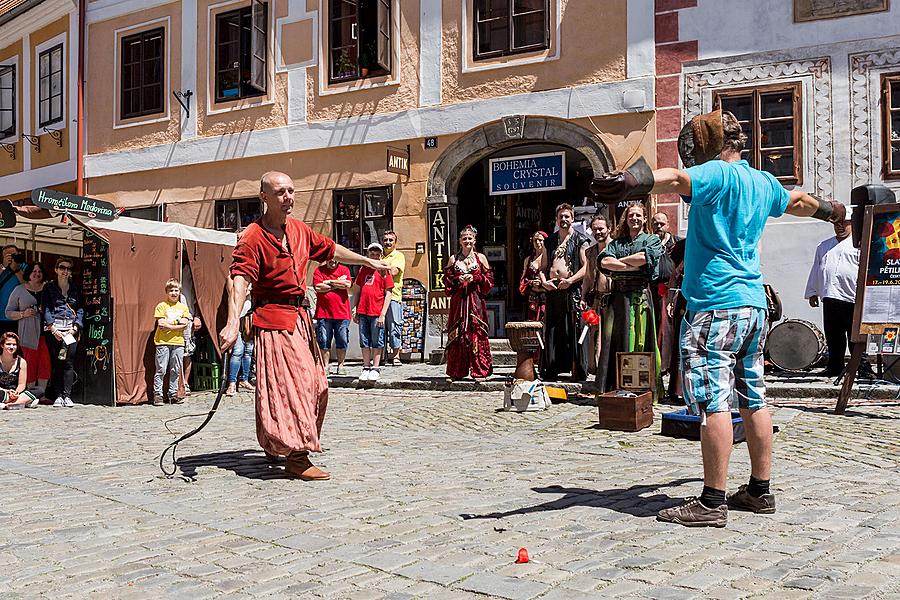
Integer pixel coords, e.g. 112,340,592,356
426,115,615,205
425,116,615,337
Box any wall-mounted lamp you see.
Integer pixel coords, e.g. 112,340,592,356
173,90,193,119
22,134,39,153
42,127,63,147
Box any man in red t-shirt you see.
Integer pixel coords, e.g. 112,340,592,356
351,242,394,382
313,259,352,375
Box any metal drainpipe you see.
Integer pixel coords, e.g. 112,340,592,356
76,0,85,195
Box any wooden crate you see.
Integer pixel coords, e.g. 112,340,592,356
597,390,653,432
595,352,655,432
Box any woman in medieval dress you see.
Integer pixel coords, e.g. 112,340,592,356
519,230,548,321
596,203,664,399
444,225,494,381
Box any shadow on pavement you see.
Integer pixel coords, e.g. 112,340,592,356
770,402,899,420
177,449,289,481
460,479,701,519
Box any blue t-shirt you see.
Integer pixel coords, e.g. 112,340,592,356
681,160,789,312
0,266,20,323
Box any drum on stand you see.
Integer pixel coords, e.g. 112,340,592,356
765,319,826,372
505,321,543,381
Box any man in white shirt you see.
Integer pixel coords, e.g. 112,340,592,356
804,216,860,376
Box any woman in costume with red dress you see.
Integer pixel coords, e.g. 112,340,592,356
518,230,547,321
444,225,494,381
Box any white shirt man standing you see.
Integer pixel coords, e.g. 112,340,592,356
381,231,406,366
804,217,861,377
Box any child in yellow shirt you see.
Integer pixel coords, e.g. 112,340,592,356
152,279,191,405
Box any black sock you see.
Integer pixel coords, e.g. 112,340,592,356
699,486,726,508
747,476,770,497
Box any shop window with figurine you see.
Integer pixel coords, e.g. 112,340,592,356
333,187,393,256
714,83,803,185
215,198,262,231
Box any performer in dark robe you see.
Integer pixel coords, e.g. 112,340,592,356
540,204,590,381
518,231,547,321
221,171,389,481
658,239,687,402
596,202,663,398
444,225,493,380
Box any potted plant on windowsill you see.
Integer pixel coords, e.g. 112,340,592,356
359,41,378,78
334,50,355,80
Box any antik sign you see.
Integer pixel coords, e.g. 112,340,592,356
31,188,118,221
489,151,566,196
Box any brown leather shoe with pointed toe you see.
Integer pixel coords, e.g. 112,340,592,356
285,452,331,481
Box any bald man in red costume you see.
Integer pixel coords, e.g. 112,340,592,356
220,172,389,480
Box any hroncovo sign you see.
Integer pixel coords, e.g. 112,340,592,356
31,188,118,221
488,151,566,196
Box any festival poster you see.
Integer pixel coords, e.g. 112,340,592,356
865,210,900,286
861,210,900,324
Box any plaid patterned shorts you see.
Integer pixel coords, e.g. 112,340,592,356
680,306,768,414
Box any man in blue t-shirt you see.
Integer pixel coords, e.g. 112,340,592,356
592,110,847,528
0,244,25,334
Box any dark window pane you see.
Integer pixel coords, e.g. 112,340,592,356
892,142,900,171
363,190,388,217
760,120,793,148
143,85,161,112
514,0,544,12
760,92,793,118
890,81,900,109
720,95,752,122
760,149,794,178
333,0,357,19
477,20,507,54
891,112,900,141
479,0,509,18
512,11,545,48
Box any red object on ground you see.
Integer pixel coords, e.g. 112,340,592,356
516,548,529,563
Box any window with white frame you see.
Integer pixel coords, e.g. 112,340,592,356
38,43,63,127
214,0,267,102
328,0,392,84
0,65,14,139
474,0,550,61
714,83,803,184
882,73,900,179
121,27,165,120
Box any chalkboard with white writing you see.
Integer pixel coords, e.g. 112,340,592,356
78,230,115,406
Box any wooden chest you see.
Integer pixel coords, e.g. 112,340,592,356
596,390,653,432
596,352,655,432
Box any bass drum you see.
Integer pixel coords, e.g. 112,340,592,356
765,319,826,372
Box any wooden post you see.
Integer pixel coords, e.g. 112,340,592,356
835,344,863,415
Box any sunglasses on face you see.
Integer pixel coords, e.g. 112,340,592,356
57,266,72,271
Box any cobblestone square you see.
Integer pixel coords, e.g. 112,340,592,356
1,389,898,599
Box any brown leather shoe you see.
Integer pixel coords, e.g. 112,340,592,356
285,452,331,481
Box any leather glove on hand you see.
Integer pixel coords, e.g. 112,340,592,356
827,200,847,224
589,156,654,204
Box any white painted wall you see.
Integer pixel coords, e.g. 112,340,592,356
677,3,900,327
679,0,900,60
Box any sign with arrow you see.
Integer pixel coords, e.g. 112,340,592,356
31,188,118,221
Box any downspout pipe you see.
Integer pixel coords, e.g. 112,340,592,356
76,0,85,195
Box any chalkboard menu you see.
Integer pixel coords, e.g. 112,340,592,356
79,230,115,406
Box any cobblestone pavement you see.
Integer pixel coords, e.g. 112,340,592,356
1,389,898,599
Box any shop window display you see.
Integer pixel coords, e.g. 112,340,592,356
333,187,393,259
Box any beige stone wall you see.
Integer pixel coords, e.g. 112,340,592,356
196,0,289,137
86,2,182,154
305,0,420,122
87,112,654,286
442,0,627,104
